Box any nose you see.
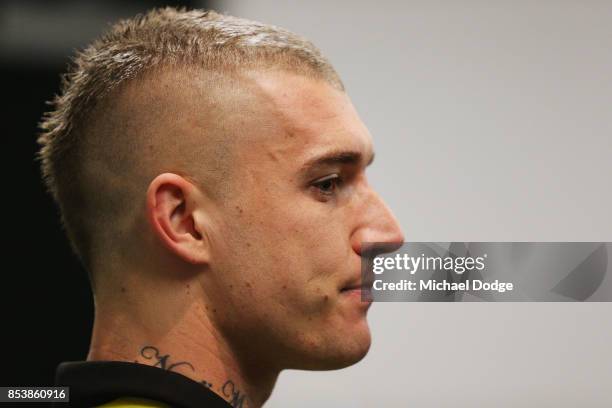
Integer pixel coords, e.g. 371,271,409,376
351,189,405,258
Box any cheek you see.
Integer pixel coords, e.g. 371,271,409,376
214,195,351,299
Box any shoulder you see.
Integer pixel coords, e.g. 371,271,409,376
96,397,171,408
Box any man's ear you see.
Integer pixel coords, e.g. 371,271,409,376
146,173,209,265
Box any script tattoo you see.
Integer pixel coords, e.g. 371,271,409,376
138,346,249,406
139,345,195,372
222,380,248,408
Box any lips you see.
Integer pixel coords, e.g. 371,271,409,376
341,283,360,292
341,263,375,293
340,276,374,295
339,284,373,305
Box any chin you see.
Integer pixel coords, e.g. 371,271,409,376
330,331,372,369
297,321,372,371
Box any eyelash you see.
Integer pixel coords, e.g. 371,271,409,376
311,174,343,198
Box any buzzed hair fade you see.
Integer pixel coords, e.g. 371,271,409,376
37,7,344,274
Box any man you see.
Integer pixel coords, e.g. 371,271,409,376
39,7,404,408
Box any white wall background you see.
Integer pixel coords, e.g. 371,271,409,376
211,1,612,406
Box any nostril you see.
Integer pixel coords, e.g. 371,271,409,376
365,241,403,257
351,231,405,257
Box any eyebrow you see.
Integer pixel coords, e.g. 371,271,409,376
300,149,375,172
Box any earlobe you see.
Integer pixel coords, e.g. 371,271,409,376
146,173,209,264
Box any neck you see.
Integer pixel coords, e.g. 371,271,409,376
87,276,279,408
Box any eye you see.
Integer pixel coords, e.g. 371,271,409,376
312,174,342,196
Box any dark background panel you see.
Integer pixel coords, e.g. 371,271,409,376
2,0,206,389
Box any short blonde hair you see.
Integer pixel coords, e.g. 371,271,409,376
37,7,343,267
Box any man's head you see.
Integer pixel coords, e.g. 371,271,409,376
38,8,403,371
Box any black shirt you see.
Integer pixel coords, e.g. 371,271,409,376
54,361,232,408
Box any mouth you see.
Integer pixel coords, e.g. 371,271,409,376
340,284,367,292
340,280,374,301
340,270,374,292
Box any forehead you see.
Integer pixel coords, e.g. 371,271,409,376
240,70,374,167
